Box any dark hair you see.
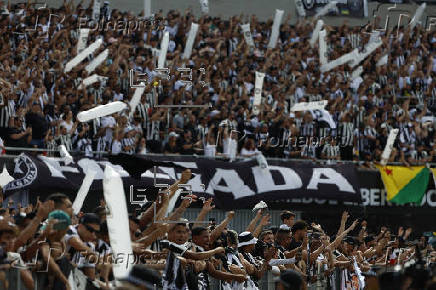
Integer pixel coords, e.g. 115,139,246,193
280,211,296,222
79,213,100,225
259,230,273,242
46,193,69,209
292,220,308,233
191,227,207,237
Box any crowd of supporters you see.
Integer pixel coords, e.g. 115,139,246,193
0,1,434,166
0,169,434,289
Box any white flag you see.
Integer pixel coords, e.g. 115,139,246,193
85,48,108,73
294,0,306,17
92,0,101,21
267,9,284,49
409,3,426,33
78,74,107,89
103,165,133,279
348,40,382,68
314,1,338,18
65,38,103,73
321,48,358,73
241,23,255,47
183,23,199,60
72,170,97,215
199,0,209,13
310,20,324,48
318,29,328,65
0,166,14,187
158,31,169,69
291,100,327,112
252,71,265,115
128,85,146,118
380,129,399,166
77,29,89,54
376,54,388,67
351,66,364,80
77,101,128,122
310,109,336,129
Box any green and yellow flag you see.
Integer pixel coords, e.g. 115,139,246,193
375,165,430,205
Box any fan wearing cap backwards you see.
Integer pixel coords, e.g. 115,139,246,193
238,231,273,288
64,213,100,280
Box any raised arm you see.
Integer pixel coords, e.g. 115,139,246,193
210,211,235,243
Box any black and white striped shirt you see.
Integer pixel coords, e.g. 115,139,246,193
338,122,354,146
56,134,73,152
300,121,315,137
322,144,340,159
122,137,136,155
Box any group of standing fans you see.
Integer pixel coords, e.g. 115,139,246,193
0,1,434,165
0,169,434,289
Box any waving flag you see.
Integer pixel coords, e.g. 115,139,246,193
376,165,430,204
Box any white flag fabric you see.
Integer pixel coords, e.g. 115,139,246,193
77,101,128,122
294,0,306,17
72,170,97,215
310,20,324,48
0,165,14,187
319,29,328,65
103,165,133,279
291,100,327,112
77,29,89,54
314,1,337,18
144,0,151,18
92,0,101,21
351,66,364,80
199,0,209,13
158,31,169,69
376,54,388,66
348,40,382,68
183,23,199,60
59,145,73,165
65,38,103,72
409,3,426,33
321,48,358,73
128,85,146,118
267,9,284,49
252,71,265,115
78,74,107,89
310,109,337,129
241,23,255,47
85,48,108,73
380,128,399,166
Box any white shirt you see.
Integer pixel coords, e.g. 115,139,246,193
111,140,122,155
204,143,216,157
223,137,237,160
100,116,116,142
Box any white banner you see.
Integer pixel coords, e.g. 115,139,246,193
72,170,97,215
77,101,128,122
318,29,328,65
310,20,324,48
183,23,199,60
65,39,103,73
409,3,426,34
78,74,107,89
380,128,399,166
199,0,209,14
267,9,284,49
291,100,327,112
321,48,357,73
252,71,265,115
294,0,306,17
241,23,255,47
348,41,382,68
376,54,388,67
77,29,89,54
351,66,363,80
103,165,133,279
85,48,109,73
92,0,101,21
129,85,146,118
158,31,170,69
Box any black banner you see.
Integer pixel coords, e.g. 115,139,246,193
301,0,367,17
3,154,362,210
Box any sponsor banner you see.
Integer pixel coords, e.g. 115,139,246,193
303,0,367,17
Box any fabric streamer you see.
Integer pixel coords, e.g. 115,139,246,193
85,48,108,73
183,23,199,60
351,66,363,80
294,0,306,17
380,129,399,166
310,109,337,129
76,29,89,54
267,9,284,49
310,20,324,48
72,169,97,215
241,23,255,47
144,0,151,18
348,41,382,68
376,54,388,67
65,38,103,72
291,100,327,112
92,0,101,21
252,71,265,115
409,3,426,34
77,101,128,122
78,74,108,89
321,48,357,73
318,29,328,65
103,165,133,280
314,1,338,18
128,85,146,118
158,31,169,69
199,0,209,14
59,145,73,165
269,258,296,266
0,165,14,187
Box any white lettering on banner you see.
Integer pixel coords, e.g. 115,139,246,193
426,190,436,207
173,162,198,169
370,189,380,206
307,168,355,193
185,173,205,193
205,169,255,198
360,188,435,207
252,166,302,193
361,188,369,205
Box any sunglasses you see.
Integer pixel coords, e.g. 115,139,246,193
84,224,99,234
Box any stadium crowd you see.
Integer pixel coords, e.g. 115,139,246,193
0,169,435,290
0,0,434,167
